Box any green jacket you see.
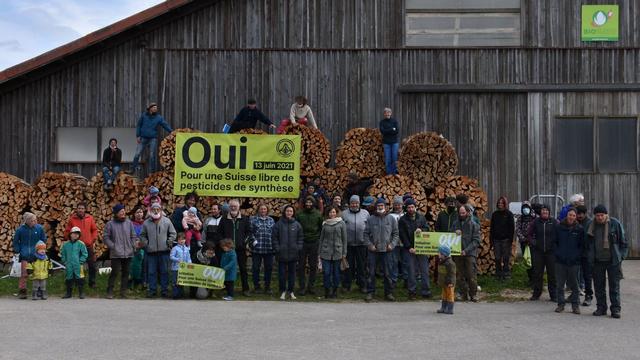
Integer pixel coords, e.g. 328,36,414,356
60,240,88,280
296,209,323,244
437,256,456,287
585,216,627,266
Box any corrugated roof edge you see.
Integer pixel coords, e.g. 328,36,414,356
0,0,193,83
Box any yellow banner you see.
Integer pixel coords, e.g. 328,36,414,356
177,262,225,289
174,133,301,198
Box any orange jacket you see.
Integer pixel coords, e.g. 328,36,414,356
64,213,98,247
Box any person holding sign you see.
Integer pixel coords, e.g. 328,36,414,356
272,205,304,301
451,205,481,302
398,198,432,300
363,198,400,302
318,206,348,299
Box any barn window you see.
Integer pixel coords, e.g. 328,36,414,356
555,117,594,172
55,127,137,163
597,117,638,172
405,0,521,47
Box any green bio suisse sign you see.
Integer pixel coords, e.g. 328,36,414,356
581,5,619,41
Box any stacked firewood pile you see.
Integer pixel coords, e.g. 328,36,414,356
427,175,489,221
398,132,458,191
282,124,331,177
0,173,33,262
335,128,385,179
368,175,428,214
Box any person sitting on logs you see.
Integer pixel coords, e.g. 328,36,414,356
277,96,318,133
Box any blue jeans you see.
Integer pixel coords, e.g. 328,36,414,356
383,143,399,175
278,260,297,293
147,252,169,296
132,137,158,173
102,166,121,184
386,246,405,283
402,249,431,295
252,253,274,289
367,251,393,295
322,259,341,289
171,270,183,298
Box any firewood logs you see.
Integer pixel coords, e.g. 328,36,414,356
29,172,88,223
427,175,489,221
335,128,385,179
246,197,295,218
398,132,458,190
283,124,331,177
0,172,31,262
367,175,428,214
159,128,201,170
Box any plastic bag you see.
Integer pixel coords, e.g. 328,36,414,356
523,245,532,269
10,255,21,277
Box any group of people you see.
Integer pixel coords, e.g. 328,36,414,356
491,193,627,319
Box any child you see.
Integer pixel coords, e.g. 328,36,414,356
437,244,456,315
26,241,52,300
129,247,145,290
194,241,218,299
60,227,88,299
181,207,202,248
219,238,238,301
169,233,191,299
143,186,161,208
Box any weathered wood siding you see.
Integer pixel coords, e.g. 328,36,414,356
1,0,639,255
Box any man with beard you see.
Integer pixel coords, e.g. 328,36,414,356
452,205,481,302
295,196,323,295
140,203,177,298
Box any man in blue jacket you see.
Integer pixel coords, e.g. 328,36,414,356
132,102,173,174
13,212,47,299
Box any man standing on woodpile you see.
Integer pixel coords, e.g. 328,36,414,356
379,107,399,175
364,197,399,302
103,204,137,299
585,205,627,319
399,198,432,300
132,102,173,176
489,196,515,280
342,195,369,293
217,199,253,297
452,205,481,302
229,98,276,133
101,138,122,191
140,203,177,298
63,202,98,288
13,212,46,299
295,196,323,296
527,205,558,302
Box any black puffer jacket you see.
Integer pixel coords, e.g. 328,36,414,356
272,217,304,262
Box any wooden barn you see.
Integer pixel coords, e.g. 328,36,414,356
0,0,639,256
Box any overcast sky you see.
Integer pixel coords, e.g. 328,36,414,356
0,0,164,71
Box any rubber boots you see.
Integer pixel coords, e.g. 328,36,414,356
445,301,455,315
77,279,85,299
324,288,331,299
32,290,38,300
437,301,446,313
41,290,48,300
62,280,73,299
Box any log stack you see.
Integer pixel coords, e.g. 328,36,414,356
283,124,331,177
317,167,350,196
427,175,489,221
159,128,201,170
238,129,267,135
367,175,428,214
335,128,385,179
29,172,88,223
246,197,296,218
398,132,458,191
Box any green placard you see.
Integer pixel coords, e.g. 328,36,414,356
177,262,225,289
414,232,462,256
581,5,619,41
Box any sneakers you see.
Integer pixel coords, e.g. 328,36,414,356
222,296,234,301
572,305,581,315
582,296,592,306
593,309,607,316
469,296,478,303
408,292,417,300
365,293,373,302
529,295,540,301
280,292,287,300
289,292,297,300
385,293,396,302
555,304,565,313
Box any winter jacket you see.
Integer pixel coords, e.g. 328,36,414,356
296,209,323,244
318,218,348,261
272,217,304,262
221,249,238,281
489,209,515,244
364,213,399,252
103,218,137,259
64,213,98,247
129,249,144,280
451,217,481,257
250,215,276,254
201,216,222,245
230,106,273,133
27,257,52,280
136,111,172,139
516,214,537,245
170,244,192,271
181,211,202,231
13,224,46,262
196,248,218,266
399,212,429,248
171,205,199,233
132,219,145,237
343,208,369,246
585,216,627,266
102,147,122,168
437,256,456,287
527,217,558,253
379,117,399,144
60,240,88,280
435,209,457,232
140,216,177,253
218,214,252,250
554,221,584,266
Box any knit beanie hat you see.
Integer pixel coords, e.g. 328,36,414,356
151,203,162,210
438,244,451,257
376,197,387,205
593,204,608,215
188,207,198,215
404,198,417,207
392,196,404,205
349,195,360,204
362,196,375,207
149,186,160,195
35,241,47,251
112,204,125,214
